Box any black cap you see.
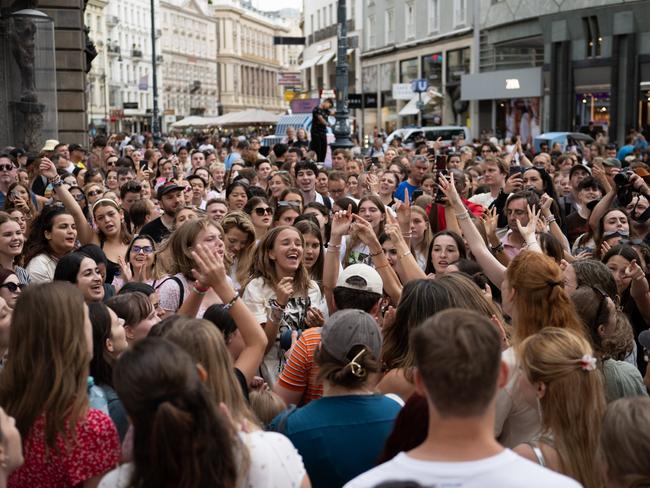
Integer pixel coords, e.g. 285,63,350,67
69,143,85,153
156,180,183,200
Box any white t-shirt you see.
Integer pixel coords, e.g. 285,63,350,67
469,191,497,208
242,276,323,384
344,449,581,488
99,431,306,488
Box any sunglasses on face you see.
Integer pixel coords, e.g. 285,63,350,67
254,207,273,216
72,192,85,201
106,160,118,167
0,165,14,172
0,282,25,293
87,189,102,197
131,245,154,254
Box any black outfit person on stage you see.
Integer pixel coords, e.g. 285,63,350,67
310,98,333,163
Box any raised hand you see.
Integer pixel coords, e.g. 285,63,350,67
117,255,133,283
437,174,463,209
395,189,411,231
39,157,58,180
624,259,646,282
366,173,380,194
330,205,353,238
275,277,294,307
504,172,523,193
351,213,380,247
191,243,227,290
516,204,541,242
482,207,499,241
305,307,325,328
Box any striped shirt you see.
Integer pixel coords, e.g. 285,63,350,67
277,327,324,405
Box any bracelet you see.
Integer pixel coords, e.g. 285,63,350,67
456,211,470,221
326,247,340,254
327,242,342,249
401,233,412,238
222,291,240,311
546,216,556,224
191,285,208,296
491,243,504,253
398,250,412,260
48,175,61,184
369,248,383,257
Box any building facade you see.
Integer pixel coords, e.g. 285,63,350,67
105,0,160,133
85,0,109,134
361,0,474,136
160,0,218,129
213,0,290,114
461,0,650,145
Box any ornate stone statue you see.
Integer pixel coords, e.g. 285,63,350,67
9,14,37,102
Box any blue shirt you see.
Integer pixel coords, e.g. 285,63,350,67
394,180,419,203
268,394,401,488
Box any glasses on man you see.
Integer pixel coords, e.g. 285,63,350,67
254,207,273,216
131,245,154,255
0,282,25,293
0,164,14,172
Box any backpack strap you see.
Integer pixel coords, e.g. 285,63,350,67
156,276,185,308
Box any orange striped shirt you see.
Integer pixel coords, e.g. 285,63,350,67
277,327,324,405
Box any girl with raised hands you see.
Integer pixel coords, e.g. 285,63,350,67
242,225,323,384
40,158,130,285
514,327,605,488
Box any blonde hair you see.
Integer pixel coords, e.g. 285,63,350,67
249,389,287,426
221,211,256,286
600,397,650,488
519,328,605,488
164,218,219,278
507,251,586,344
410,206,432,262
160,318,259,427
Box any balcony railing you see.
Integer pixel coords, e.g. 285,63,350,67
107,43,120,55
106,15,119,27
132,49,143,58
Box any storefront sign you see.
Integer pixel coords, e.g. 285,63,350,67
348,93,363,109
461,67,542,101
392,83,413,100
363,93,378,108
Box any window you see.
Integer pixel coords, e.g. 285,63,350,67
453,0,467,27
310,14,314,34
405,1,415,36
385,9,395,43
329,4,334,25
429,0,440,33
400,58,418,83
367,15,376,49
317,9,321,30
583,16,602,58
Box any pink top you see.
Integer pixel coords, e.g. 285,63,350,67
9,409,120,488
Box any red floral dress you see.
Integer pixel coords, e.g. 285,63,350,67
9,409,120,488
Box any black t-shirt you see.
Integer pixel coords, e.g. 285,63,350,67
565,212,589,247
139,217,170,243
234,367,250,402
311,106,329,135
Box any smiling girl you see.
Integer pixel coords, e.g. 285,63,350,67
0,213,30,285
344,195,386,267
242,226,322,383
41,159,131,285
424,230,467,276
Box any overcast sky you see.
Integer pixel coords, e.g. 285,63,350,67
252,0,301,11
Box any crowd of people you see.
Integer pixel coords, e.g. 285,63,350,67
0,123,648,487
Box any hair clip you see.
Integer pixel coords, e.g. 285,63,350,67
579,354,597,372
348,349,367,378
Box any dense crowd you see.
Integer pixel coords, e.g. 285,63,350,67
0,115,648,487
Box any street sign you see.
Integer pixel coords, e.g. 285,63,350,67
278,72,302,86
392,83,414,100
412,79,428,93
320,89,336,99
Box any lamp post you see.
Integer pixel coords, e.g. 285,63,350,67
150,0,160,140
330,0,353,149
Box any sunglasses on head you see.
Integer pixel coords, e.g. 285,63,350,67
277,201,301,209
0,282,25,293
254,207,273,216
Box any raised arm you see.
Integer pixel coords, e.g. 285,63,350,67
384,211,426,284
438,175,507,288
191,244,267,384
323,206,353,312
40,158,98,245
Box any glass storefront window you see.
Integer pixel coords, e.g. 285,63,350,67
575,92,610,131
380,62,396,92
400,58,418,83
495,98,541,146
421,53,443,124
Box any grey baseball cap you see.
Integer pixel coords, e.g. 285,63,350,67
321,309,382,362
602,158,622,169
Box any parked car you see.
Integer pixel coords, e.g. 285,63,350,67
533,132,594,153
385,126,471,149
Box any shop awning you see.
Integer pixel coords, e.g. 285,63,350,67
298,55,322,70
399,93,432,116
317,51,336,65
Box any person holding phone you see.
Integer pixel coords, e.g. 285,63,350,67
394,155,429,203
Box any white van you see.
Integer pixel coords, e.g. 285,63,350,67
385,126,471,149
